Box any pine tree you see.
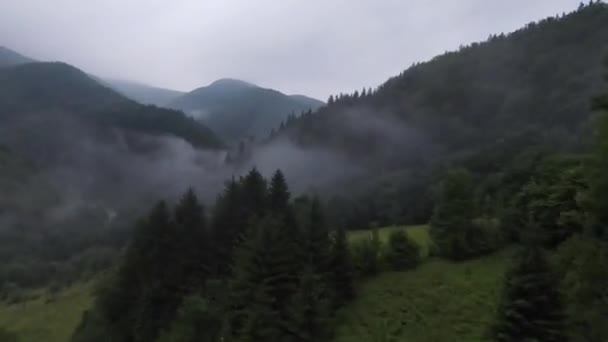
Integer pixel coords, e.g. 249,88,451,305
239,285,282,342
267,170,303,305
385,229,421,271
228,216,300,341
492,247,567,342
328,226,355,308
240,168,268,221
132,201,184,342
211,179,243,276
270,170,299,229
305,197,332,275
97,201,183,342
174,188,208,290
269,170,291,216
430,169,478,260
286,267,331,342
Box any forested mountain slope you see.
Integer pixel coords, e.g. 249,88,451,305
169,78,324,142
281,3,608,170
0,62,222,149
104,79,185,107
0,61,224,289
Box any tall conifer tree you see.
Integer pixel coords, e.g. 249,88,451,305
492,247,567,342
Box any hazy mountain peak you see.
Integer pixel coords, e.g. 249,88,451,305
104,78,185,106
169,78,324,142
208,78,257,89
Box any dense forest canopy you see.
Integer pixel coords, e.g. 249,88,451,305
281,3,608,165
255,2,608,229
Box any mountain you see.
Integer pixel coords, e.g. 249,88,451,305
104,79,185,106
280,3,608,170
0,61,225,289
168,78,324,142
290,94,325,109
0,62,222,149
258,2,608,228
0,46,35,68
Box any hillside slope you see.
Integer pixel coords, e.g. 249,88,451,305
0,62,222,149
334,249,510,342
0,282,94,342
169,78,324,142
0,61,224,290
281,3,608,170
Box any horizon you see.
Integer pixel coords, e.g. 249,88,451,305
0,0,584,100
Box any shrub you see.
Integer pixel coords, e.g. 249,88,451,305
385,230,421,271
351,234,381,277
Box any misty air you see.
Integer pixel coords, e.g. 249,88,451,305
0,1,607,341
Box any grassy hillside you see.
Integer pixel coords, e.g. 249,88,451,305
0,283,94,342
333,249,511,342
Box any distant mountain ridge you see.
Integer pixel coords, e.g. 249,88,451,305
168,78,324,142
280,2,608,169
0,61,222,149
0,46,36,68
104,79,185,107
0,46,324,143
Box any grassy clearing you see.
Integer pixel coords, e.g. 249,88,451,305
333,248,511,342
0,282,94,342
348,225,431,257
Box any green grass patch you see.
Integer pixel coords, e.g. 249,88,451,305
333,249,512,342
0,282,94,342
348,225,431,257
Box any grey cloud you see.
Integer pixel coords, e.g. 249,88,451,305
0,0,583,100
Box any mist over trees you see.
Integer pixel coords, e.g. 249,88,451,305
4,2,608,342
71,170,355,342
264,2,608,231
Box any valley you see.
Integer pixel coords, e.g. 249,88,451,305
1,2,608,342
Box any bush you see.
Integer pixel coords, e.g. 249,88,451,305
385,230,421,271
351,233,381,277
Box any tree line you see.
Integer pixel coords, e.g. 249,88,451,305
71,169,357,342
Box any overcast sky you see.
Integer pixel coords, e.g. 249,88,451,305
0,0,585,99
